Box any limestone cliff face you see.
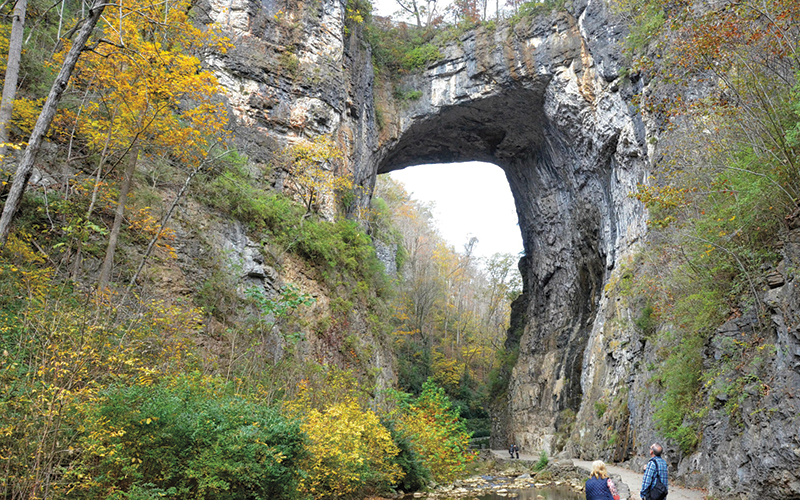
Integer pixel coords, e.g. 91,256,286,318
201,0,800,496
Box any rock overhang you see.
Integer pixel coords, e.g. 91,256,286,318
376,86,551,173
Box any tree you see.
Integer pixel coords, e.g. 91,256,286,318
79,0,229,290
0,0,107,246
450,0,480,23
283,135,351,218
482,252,521,339
0,0,27,158
374,176,520,416
393,0,439,27
396,379,474,483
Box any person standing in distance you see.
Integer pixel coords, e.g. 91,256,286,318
640,443,669,500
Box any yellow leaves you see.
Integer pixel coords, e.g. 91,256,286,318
295,399,402,498
431,350,462,391
283,135,353,215
0,252,206,498
284,370,403,497
66,0,230,173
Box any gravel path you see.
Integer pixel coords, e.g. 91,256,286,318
489,450,707,500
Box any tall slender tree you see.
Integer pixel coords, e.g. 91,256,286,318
0,0,27,159
82,0,229,290
0,0,107,246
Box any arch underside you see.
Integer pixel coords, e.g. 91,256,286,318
377,88,548,173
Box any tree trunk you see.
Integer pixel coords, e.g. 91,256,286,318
0,0,28,158
97,143,138,291
0,0,107,246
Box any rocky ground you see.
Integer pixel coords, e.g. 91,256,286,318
388,451,707,500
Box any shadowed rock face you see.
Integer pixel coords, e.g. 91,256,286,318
202,0,648,460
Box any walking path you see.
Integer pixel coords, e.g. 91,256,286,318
489,450,706,500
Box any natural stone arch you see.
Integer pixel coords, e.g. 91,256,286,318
205,0,649,456
369,10,649,452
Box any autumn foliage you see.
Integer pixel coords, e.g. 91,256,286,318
394,380,476,484
0,0,490,495
616,0,800,453
0,235,200,499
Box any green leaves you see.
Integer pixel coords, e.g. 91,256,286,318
394,379,475,484
72,374,306,500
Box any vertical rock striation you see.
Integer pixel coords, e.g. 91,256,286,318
372,4,648,454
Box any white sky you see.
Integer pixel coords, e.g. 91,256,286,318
388,162,524,260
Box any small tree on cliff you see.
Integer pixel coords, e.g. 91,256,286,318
283,135,352,217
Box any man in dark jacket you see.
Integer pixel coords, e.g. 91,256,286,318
640,443,669,500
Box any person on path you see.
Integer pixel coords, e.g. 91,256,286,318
509,443,515,458
640,443,669,500
514,444,519,459
585,461,620,500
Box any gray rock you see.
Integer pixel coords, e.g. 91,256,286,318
197,0,800,496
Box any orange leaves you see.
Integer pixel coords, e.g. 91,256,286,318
127,206,178,258
395,380,475,484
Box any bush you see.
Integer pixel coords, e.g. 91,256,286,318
401,44,441,71
295,400,402,499
385,420,431,492
366,20,440,75
69,374,306,500
285,370,402,499
396,380,475,484
294,217,389,296
533,450,548,472
0,241,201,500
197,161,304,234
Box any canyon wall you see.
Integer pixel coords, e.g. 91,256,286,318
201,0,800,496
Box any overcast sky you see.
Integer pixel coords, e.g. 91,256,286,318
387,162,524,260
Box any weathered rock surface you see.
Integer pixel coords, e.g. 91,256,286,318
199,0,800,497
368,5,648,461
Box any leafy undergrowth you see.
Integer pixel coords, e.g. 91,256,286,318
0,235,475,499
616,0,800,454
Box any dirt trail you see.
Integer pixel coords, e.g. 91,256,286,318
489,450,706,500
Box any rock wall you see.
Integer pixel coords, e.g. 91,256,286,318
200,0,800,496
187,0,395,389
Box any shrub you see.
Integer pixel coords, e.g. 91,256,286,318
285,371,402,499
594,401,608,418
396,380,475,484
69,374,306,500
0,241,200,500
384,420,431,492
393,88,423,101
533,450,549,472
296,400,402,499
401,44,441,71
